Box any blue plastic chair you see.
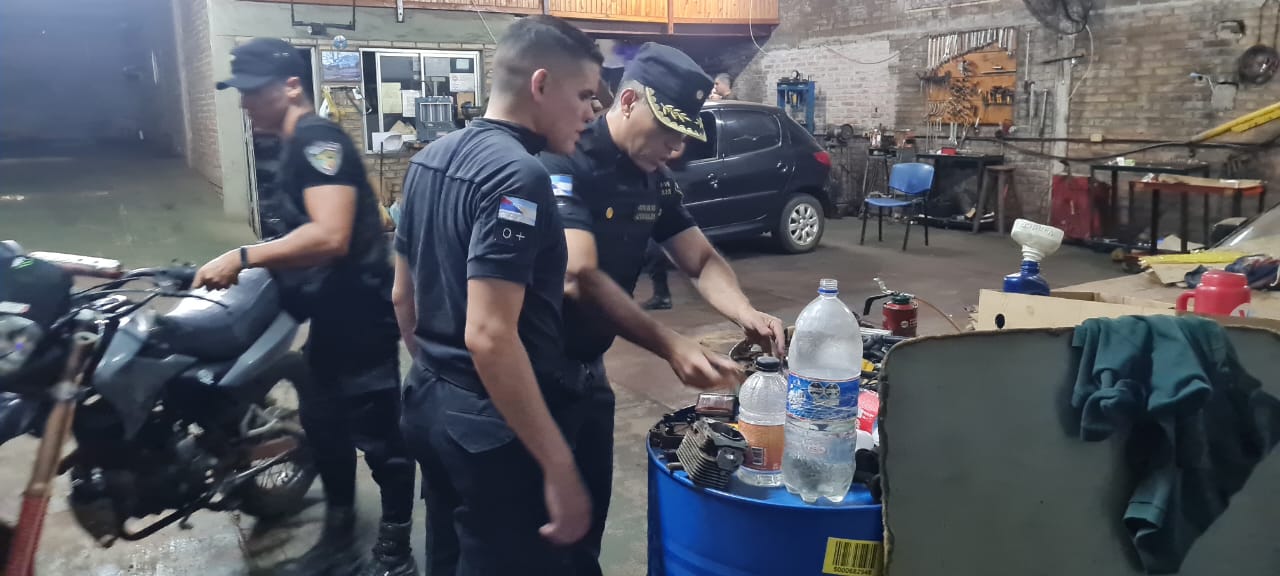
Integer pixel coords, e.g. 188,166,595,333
860,162,936,250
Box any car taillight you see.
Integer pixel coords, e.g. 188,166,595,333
813,150,831,167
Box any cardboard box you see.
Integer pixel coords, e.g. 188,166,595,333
976,289,1280,331
974,289,1174,330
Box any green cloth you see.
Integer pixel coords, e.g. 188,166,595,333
1072,316,1280,574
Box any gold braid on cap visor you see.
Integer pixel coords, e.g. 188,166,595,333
644,86,707,142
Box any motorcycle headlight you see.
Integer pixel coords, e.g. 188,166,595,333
0,315,42,378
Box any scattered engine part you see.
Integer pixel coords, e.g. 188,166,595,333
695,393,737,419
676,418,748,490
649,406,697,452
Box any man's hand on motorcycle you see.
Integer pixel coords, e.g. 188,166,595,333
669,342,742,391
193,250,243,291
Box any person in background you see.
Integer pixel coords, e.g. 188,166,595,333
391,15,603,575
539,43,785,575
710,72,734,100
641,239,673,310
199,38,418,576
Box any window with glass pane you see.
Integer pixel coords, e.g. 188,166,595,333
681,112,718,162
720,110,781,157
361,50,481,152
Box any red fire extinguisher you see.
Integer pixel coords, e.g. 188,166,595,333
863,280,919,337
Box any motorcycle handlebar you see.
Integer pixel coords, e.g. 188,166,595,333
119,266,197,291
28,251,124,279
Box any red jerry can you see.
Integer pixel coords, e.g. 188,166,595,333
1177,270,1252,317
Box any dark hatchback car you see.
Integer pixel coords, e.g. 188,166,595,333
669,100,833,253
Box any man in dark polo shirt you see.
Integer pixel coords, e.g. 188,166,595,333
390,16,602,576
538,43,786,575
197,38,417,576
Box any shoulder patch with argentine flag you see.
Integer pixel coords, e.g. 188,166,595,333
498,195,538,226
551,174,574,197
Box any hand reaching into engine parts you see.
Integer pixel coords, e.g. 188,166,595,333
669,341,743,391
737,309,787,358
192,250,243,290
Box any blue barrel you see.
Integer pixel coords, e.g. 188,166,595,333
647,434,884,576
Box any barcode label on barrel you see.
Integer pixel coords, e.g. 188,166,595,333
822,538,882,576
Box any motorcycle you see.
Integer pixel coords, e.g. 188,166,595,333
0,241,316,563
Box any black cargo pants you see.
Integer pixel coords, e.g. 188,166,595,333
402,358,613,576
297,311,417,525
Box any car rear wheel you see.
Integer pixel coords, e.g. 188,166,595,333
775,193,824,253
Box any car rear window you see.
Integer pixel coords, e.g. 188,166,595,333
720,110,781,156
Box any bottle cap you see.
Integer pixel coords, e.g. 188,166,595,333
818,278,838,294
1009,219,1064,263
754,355,781,372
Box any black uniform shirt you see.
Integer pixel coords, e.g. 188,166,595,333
395,119,568,391
539,115,697,362
275,113,399,384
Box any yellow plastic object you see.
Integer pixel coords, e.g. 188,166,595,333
1139,251,1245,267
862,359,876,373
1191,101,1280,142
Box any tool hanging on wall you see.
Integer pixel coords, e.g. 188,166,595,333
926,27,1018,70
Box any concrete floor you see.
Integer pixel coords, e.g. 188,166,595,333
0,150,1121,575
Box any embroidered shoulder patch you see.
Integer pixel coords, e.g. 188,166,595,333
304,141,342,176
498,195,538,226
551,174,574,197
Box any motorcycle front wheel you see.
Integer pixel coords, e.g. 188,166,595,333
237,352,317,521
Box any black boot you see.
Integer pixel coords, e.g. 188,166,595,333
642,295,672,310
274,507,366,576
357,521,419,576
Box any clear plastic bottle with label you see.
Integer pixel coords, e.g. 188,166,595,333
783,278,863,503
736,356,788,487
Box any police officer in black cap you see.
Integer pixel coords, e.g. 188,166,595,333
198,38,417,576
539,43,787,575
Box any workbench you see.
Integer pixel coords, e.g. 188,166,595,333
917,153,1004,232
1087,161,1210,242
1133,178,1267,253
1062,272,1280,320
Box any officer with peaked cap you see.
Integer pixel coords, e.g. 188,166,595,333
539,42,786,575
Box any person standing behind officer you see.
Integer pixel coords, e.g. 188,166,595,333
539,43,785,575
391,16,602,576
710,72,734,100
196,38,417,576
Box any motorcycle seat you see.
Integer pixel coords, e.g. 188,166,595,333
155,269,281,360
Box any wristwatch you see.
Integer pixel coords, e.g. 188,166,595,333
239,246,251,269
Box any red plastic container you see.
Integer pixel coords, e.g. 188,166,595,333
1176,270,1251,317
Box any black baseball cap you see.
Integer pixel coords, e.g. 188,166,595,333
621,43,713,142
216,38,307,91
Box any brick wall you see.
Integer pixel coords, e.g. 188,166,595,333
728,0,1280,241
176,0,221,187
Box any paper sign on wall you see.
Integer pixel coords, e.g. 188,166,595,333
448,73,476,93
400,90,422,118
380,82,403,114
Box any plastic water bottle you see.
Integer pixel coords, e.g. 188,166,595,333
783,278,863,504
736,356,787,487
